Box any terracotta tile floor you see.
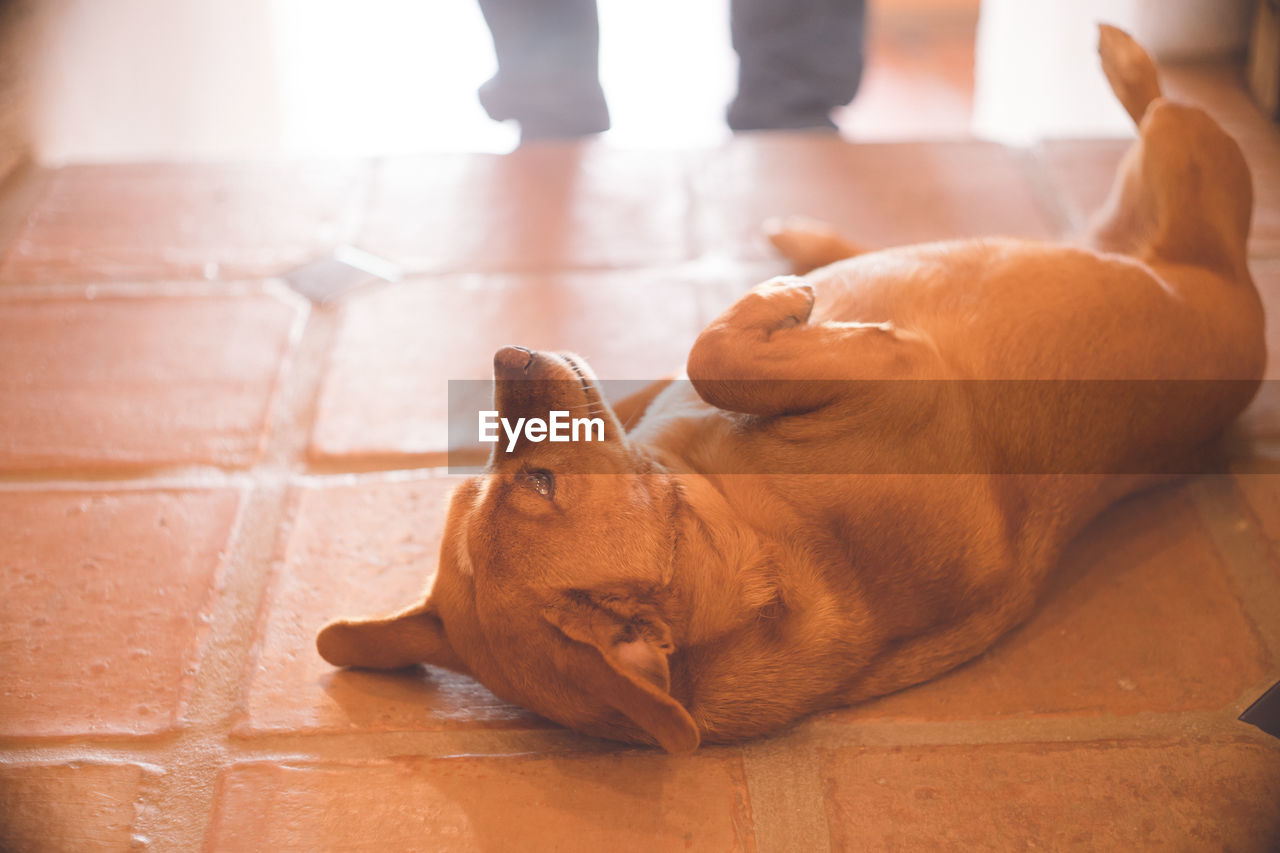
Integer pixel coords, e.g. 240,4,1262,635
2,64,1280,852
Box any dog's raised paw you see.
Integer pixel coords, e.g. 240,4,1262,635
741,276,816,334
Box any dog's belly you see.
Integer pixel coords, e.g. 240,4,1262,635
796,238,1262,487
810,238,1262,384
639,382,1052,601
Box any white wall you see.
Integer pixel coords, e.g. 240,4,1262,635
31,0,281,162
26,0,743,162
973,0,1255,144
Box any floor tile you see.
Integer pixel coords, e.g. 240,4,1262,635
208,752,755,852
236,476,546,735
0,488,240,737
356,145,691,274
1232,462,1280,587
826,486,1271,724
0,761,154,852
820,738,1280,850
0,162,367,284
309,271,711,462
0,288,301,472
691,138,1055,261
1235,466,1280,532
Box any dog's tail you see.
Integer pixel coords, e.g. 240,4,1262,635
1098,24,1162,125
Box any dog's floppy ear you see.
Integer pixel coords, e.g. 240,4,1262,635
316,599,471,675
543,595,699,754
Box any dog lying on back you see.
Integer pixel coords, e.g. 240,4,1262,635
317,27,1264,752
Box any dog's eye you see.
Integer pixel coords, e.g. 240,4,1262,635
521,468,555,499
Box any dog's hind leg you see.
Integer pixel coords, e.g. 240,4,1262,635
1089,25,1252,281
842,586,1040,704
765,216,870,275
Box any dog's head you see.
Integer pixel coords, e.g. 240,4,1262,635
317,347,700,752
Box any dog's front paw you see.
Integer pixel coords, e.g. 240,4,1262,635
737,276,816,335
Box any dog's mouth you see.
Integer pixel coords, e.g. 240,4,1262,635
558,352,597,405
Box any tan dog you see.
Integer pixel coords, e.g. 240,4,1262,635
317,27,1264,753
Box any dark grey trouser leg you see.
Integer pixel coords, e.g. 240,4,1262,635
728,0,867,131
475,0,610,140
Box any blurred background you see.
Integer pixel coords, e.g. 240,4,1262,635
0,0,1258,168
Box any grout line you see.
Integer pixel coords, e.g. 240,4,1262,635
1190,476,1280,665
0,462,462,490
261,307,334,471
0,727,631,767
741,740,831,853
121,486,291,848
258,298,350,477
303,452,456,476
5,707,1271,771
780,706,1274,750
223,728,612,760
119,293,347,848
0,277,293,300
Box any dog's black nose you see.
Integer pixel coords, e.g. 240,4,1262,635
494,345,535,376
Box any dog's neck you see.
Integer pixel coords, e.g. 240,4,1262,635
664,472,786,648
660,468,884,740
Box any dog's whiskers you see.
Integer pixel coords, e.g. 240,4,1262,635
562,401,607,415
